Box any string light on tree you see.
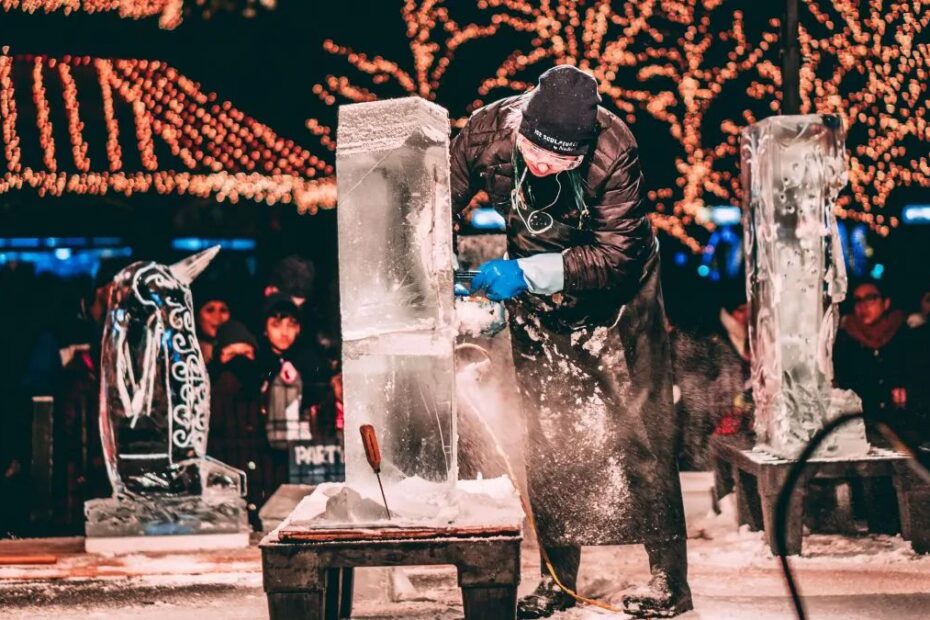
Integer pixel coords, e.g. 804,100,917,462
1,0,276,29
0,51,335,213
311,0,930,249
0,48,22,174
799,1,929,232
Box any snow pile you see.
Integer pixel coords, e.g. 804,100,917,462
688,493,920,568
281,475,524,531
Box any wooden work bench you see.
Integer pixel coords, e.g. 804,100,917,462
261,525,522,620
710,435,930,555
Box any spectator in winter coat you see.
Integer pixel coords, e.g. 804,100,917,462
906,287,930,329
193,284,232,365
208,320,279,529
45,259,130,532
834,282,910,444
672,286,752,470
905,288,930,449
258,294,331,442
264,255,315,308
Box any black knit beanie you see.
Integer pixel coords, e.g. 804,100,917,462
262,292,302,323
192,280,229,312
519,65,601,156
215,319,258,353
269,255,315,300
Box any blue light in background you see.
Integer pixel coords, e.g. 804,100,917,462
674,251,688,266
0,237,124,249
92,237,122,246
902,205,930,224
173,237,204,252
710,205,742,226
870,263,885,279
9,238,41,248
849,224,869,277
229,239,256,251
172,238,257,252
0,246,132,277
697,225,743,280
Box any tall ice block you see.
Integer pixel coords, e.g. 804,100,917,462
741,114,869,459
337,98,457,495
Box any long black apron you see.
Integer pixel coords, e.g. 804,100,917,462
506,173,685,547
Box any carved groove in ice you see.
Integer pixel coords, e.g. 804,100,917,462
337,98,458,499
741,114,869,459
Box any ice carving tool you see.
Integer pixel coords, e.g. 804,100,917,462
360,424,392,519
454,269,507,336
454,269,478,296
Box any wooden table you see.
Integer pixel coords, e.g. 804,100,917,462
710,435,930,555
261,525,522,620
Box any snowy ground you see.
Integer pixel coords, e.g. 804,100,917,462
3,491,930,619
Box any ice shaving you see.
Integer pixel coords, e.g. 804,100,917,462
284,475,523,530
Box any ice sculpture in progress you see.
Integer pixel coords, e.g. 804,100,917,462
741,115,869,459
277,98,522,531
337,97,458,502
85,248,248,551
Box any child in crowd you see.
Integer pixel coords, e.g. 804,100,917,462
259,293,331,443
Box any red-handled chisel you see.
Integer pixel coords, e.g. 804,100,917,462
360,424,392,519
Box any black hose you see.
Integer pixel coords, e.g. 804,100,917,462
774,412,930,620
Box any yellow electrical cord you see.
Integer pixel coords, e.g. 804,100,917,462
529,494,625,613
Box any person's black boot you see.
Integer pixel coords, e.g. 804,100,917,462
517,575,577,619
518,545,580,619
621,538,693,618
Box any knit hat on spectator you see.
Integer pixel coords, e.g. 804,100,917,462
519,65,601,156
192,280,230,313
262,292,302,322
268,256,315,300
215,319,258,353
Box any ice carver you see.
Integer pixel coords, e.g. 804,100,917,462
451,65,691,618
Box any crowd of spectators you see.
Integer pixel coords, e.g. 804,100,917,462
1,249,926,537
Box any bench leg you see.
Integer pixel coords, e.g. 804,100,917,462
894,467,930,554
457,539,521,620
862,477,902,535
761,488,805,556
461,584,518,620
339,568,354,618
735,467,764,531
263,547,329,620
267,592,325,620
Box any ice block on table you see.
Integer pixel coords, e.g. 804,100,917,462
741,114,869,459
336,98,458,499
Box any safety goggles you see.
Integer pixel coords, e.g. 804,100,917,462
516,135,584,172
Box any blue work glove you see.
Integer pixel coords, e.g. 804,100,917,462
470,259,528,301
